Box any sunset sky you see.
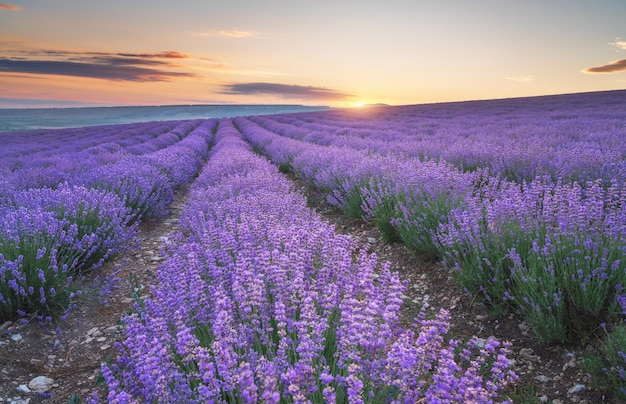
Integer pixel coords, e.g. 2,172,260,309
1,1,625,108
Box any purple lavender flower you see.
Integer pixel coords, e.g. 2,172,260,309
82,157,173,223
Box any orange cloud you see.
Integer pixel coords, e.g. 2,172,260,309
583,59,626,74
0,3,19,11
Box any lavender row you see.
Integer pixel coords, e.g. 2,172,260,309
1,121,174,162
239,105,626,396
235,115,491,260
236,114,626,345
0,119,216,322
1,119,204,191
100,118,516,403
80,119,217,223
1,118,204,159
249,90,626,184
2,118,216,217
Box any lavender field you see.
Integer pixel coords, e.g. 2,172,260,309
2,90,626,402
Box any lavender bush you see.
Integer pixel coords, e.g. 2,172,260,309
437,179,626,342
140,147,203,189
363,159,479,257
0,184,136,321
582,296,626,400
15,183,137,272
0,179,16,207
83,158,174,224
1,207,79,321
360,178,404,243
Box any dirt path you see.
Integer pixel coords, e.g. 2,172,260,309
0,188,189,404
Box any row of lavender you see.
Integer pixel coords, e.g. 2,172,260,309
1,119,204,191
249,90,626,184
100,119,516,403
234,110,626,348
0,119,216,322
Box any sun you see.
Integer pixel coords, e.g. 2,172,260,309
350,101,367,108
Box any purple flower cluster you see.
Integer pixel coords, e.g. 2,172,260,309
81,157,174,223
0,183,136,321
101,119,516,402
15,183,137,271
134,119,216,188
363,159,481,255
1,206,76,321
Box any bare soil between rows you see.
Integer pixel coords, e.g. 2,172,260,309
0,178,618,403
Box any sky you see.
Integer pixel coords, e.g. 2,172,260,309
1,0,625,108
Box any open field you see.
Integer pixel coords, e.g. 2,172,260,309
1,90,626,403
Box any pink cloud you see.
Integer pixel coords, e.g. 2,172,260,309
0,3,20,11
118,51,189,59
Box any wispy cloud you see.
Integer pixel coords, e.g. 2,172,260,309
221,82,352,101
0,3,20,11
192,30,258,38
0,59,195,81
118,51,189,59
583,59,626,74
0,49,198,81
219,30,256,38
505,76,533,83
610,38,626,51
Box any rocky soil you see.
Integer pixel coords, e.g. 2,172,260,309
0,179,619,403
